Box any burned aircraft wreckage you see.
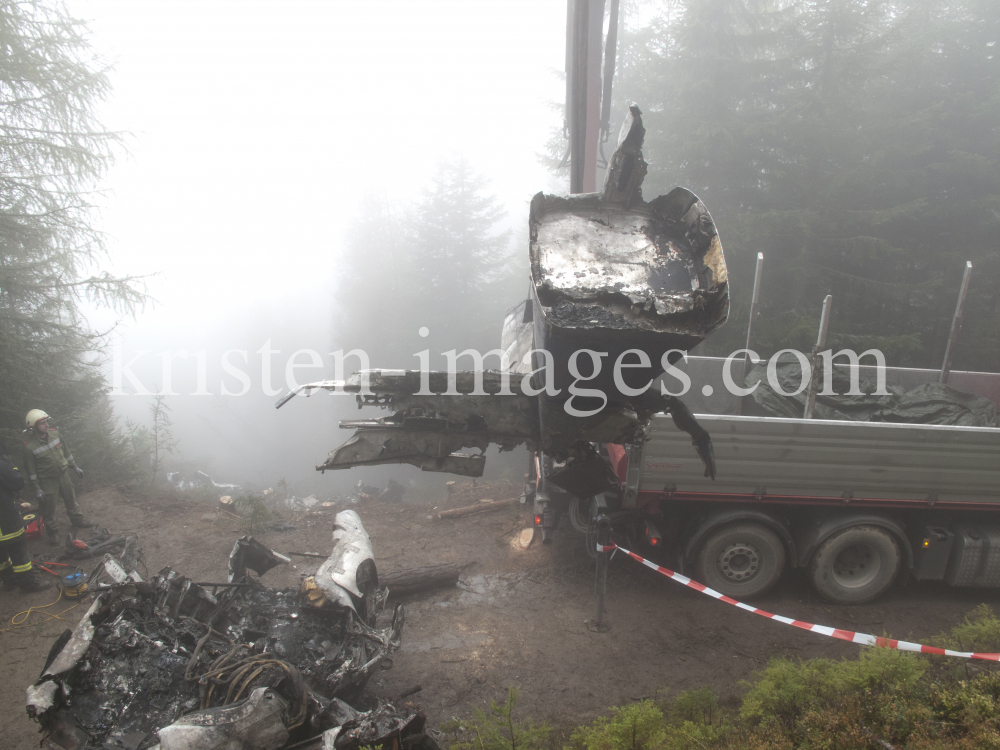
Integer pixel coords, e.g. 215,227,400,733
27,512,432,750
278,108,728,508
25,108,728,749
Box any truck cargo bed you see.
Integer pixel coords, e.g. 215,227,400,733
641,414,1000,509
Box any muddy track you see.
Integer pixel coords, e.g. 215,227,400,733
0,485,992,747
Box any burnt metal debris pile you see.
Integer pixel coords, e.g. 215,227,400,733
26,511,436,750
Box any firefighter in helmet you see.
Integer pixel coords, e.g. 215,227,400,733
22,410,93,545
0,442,50,591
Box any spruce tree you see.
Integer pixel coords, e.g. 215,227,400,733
333,158,519,372
408,156,513,357
0,1,144,475
608,0,1000,370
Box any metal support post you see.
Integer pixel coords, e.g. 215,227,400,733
940,261,973,385
567,0,606,194
593,515,611,631
737,253,764,415
803,295,833,420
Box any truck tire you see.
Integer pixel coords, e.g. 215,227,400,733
696,523,785,599
808,525,900,604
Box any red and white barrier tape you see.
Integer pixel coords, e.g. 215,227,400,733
599,543,1000,662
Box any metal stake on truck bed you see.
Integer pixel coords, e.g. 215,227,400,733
940,260,973,385
737,252,765,415
803,295,833,420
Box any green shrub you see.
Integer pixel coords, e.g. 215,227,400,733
668,687,717,727
930,604,1000,656
929,670,1000,728
740,646,926,727
569,700,666,750
233,493,273,534
568,694,727,750
664,688,727,750
739,657,839,725
443,687,551,750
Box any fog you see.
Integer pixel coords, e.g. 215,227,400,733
71,0,570,497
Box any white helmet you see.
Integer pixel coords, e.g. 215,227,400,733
25,409,49,429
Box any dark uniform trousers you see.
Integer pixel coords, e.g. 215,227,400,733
0,458,32,583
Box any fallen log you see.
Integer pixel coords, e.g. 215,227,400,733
399,685,422,699
437,497,518,520
381,563,467,597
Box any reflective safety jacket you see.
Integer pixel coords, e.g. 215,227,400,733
0,455,25,541
22,428,78,494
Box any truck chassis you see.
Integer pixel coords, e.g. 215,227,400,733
530,414,1000,604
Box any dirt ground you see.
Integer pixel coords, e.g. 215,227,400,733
1,483,996,748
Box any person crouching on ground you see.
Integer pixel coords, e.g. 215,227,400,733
0,442,50,592
22,410,92,546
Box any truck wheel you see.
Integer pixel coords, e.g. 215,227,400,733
808,526,900,604
696,523,785,599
